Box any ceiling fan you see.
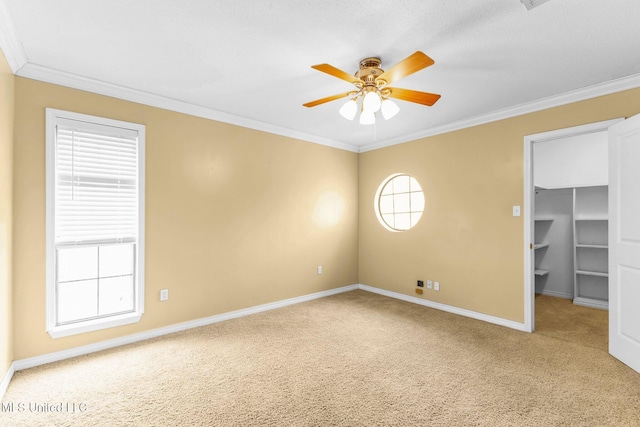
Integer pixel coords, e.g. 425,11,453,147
303,51,441,125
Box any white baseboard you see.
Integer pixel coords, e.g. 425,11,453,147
13,284,359,371
537,290,573,300
0,362,15,401
357,284,528,332
11,283,524,374
573,296,609,310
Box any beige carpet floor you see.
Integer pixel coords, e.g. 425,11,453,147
2,290,639,426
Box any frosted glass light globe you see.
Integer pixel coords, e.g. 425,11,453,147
359,110,375,125
381,99,400,120
338,99,357,120
362,91,382,113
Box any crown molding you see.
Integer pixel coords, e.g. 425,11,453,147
9,56,640,155
0,3,356,152
359,72,640,152
0,0,28,73
16,62,360,153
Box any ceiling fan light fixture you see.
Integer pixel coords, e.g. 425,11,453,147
359,110,375,125
304,51,440,126
339,98,358,120
362,90,382,113
381,99,400,120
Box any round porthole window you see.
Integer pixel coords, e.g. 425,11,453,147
375,174,425,232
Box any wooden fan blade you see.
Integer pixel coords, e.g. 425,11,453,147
376,51,435,86
303,92,353,108
387,87,441,106
311,64,362,85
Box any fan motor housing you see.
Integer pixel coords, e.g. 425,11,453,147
356,57,384,85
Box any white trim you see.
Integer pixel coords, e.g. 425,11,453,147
373,173,425,232
358,284,528,332
523,118,624,334
524,136,534,332
10,58,640,156
45,109,56,334
137,125,146,318
16,63,360,153
573,297,608,310
0,362,15,401
7,61,640,154
48,313,143,340
45,108,146,338
524,118,625,144
538,290,573,300
13,285,358,371
9,283,525,373
0,1,27,73
359,73,640,152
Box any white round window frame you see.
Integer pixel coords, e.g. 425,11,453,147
374,173,425,232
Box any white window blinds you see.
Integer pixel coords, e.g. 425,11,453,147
55,118,139,244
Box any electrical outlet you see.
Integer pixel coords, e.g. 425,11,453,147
417,280,424,287
317,265,323,275
160,289,169,301
434,282,440,291
415,288,423,295
427,280,433,290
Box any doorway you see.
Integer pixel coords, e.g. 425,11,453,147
522,118,623,332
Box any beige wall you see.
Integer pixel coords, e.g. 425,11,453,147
8,71,640,362
12,78,359,360
0,49,14,375
359,88,640,322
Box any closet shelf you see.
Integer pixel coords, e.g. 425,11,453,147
573,186,609,308
576,270,608,278
574,216,608,221
576,243,608,249
535,269,549,276
534,243,550,250
534,217,554,221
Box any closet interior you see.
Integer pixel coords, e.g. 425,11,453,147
533,130,609,310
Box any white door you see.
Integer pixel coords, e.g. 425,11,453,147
608,114,640,374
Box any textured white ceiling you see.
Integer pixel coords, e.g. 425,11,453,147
3,0,640,151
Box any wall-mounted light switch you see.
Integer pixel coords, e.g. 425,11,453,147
513,206,521,217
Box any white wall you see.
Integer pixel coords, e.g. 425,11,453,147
534,188,574,299
534,131,608,189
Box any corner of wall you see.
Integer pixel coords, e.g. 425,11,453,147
0,46,15,382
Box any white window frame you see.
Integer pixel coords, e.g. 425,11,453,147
374,173,425,232
45,108,145,338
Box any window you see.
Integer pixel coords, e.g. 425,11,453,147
46,109,145,338
375,174,425,231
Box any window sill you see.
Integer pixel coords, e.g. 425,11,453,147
47,312,143,339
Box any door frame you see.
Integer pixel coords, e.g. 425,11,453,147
523,118,623,332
